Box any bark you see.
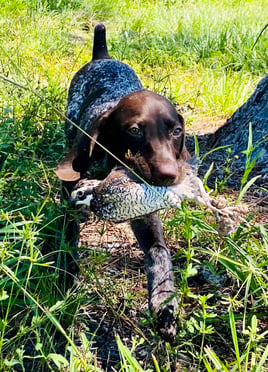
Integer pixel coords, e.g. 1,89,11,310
186,74,268,191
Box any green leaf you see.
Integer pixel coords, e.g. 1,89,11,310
152,354,161,372
116,334,146,371
203,162,214,191
191,216,218,234
194,134,200,159
49,300,64,312
35,342,43,351
47,353,69,369
237,175,261,203
255,343,268,372
204,346,229,372
0,288,9,301
4,358,21,367
201,145,231,163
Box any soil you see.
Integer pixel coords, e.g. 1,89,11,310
186,114,227,135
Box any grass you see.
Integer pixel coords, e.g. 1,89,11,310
0,0,267,370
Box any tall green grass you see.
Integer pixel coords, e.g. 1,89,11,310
0,0,267,370
1,0,268,115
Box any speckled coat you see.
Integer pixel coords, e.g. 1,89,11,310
57,23,185,342
65,59,143,149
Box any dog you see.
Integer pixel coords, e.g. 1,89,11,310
56,23,190,342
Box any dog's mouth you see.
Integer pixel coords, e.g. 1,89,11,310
129,166,183,187
150,178,178,187
125,150,186,187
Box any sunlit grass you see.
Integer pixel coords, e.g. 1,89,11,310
1,0,267,118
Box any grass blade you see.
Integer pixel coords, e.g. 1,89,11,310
204,346,229,371
236,175,261,203
229,306,242,372
115,334,146,372
255,343,268,372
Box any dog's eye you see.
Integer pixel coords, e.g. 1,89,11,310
172,127,182,136
128,127,142,136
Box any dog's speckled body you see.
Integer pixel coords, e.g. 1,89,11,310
57,23,190,342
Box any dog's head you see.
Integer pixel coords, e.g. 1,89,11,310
56,90,190,186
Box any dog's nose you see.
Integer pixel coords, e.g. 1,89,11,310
152,165,178,186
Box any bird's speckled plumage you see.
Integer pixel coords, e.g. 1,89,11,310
71,166,243,235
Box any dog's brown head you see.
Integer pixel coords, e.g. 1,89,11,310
56,90,189,186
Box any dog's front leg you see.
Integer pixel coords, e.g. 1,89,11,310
60,180,80,275
130,213,178,342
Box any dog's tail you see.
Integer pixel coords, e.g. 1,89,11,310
92,23,111,61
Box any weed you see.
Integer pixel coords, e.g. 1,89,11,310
237,123,262,203
204,308,268,371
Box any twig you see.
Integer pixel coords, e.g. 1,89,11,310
252,23,268,50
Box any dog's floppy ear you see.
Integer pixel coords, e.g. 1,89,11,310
55,150,81,182
55,111,111,181
55,135,91,182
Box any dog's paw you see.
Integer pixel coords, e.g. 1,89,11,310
150,294,178,343
156,304,177,343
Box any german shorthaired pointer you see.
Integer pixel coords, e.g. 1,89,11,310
56,23,190,342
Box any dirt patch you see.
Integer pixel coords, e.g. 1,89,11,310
187,114,227,135
79,219,137,250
